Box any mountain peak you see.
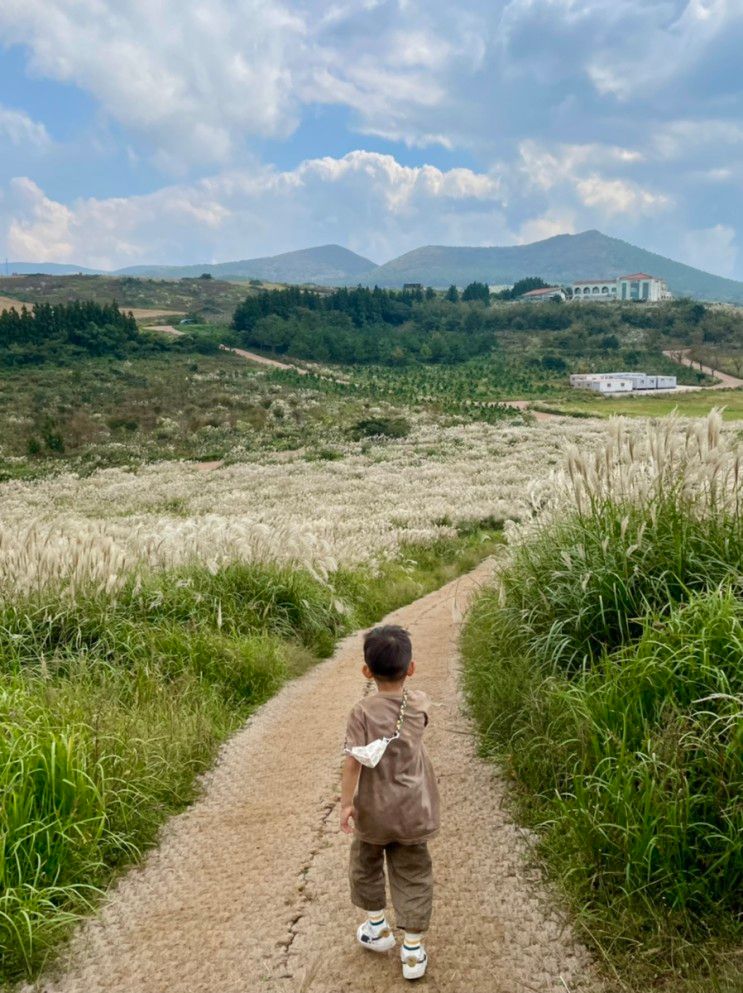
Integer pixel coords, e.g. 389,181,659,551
359,231,743,302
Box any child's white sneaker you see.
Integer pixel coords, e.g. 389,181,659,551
401,942,428,980
356,919,396,953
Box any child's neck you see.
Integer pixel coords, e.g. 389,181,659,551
374,678,407,694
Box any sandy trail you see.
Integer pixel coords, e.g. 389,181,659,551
33,562,600,993
219,343,312,373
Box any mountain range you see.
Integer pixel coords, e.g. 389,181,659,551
7,230,743,303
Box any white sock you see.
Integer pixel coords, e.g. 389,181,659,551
368,909,386,929
403,931,423,953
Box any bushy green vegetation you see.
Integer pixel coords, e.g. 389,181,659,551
0,273,257,322
0,354,429,480
0,301,141,366
231,285,742,370
462,417,743,990
492,276,551,300
0,525,503,981
267,345,701,421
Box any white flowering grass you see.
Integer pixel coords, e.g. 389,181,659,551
463,411,743,988
0,419,613,599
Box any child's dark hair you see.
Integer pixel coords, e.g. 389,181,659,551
363,624,412,681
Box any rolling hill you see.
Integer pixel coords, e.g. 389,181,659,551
3,262,102,276
357,230,743,302
114,245,376,283
7,231,743,302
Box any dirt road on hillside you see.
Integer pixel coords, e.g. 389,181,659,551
219,342,312,373
32,561,600,993
663,349,743,389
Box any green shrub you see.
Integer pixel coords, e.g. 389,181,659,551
463,416,743,987
543,592,742,921
350,416,410,440
0,527,499,981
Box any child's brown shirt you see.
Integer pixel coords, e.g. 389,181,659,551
345,688,440,845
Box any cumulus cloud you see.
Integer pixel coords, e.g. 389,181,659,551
500,0,743,102
1,152,512,269
0,0,490,165
0,104,51,149
576,176,670,215
0,144,691,269
513,140,670,218
0,1,741,274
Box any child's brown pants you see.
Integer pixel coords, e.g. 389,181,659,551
349,836,433,932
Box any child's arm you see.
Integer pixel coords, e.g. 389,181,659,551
340,754,362,834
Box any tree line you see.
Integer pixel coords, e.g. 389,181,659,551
232,285,743,366
0,301,216,367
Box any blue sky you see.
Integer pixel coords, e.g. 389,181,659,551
0,0,741,276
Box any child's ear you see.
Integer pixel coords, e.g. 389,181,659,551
362,663,373,679
408,660,416,677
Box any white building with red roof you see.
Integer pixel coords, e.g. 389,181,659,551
616,273,672,301
519,285,567,302
571,273,672,302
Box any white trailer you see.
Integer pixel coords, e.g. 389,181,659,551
654,375,677,390
586,378,634,394
606,372,658,390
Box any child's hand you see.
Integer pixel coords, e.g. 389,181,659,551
340,805,356,834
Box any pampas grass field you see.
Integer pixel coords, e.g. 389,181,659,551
463,411,743,991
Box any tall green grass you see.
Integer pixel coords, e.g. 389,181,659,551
463,417,743,990
0,526,501,982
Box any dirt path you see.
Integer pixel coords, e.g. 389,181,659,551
32,561,599,993
219,343,312,373
663,349,743,389
502,399,561,422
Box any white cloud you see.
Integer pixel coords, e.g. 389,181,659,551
1,152,511,268
576,175,671,215
516,211,577,244
652,118,743,160
517,140,645,192
586,0,741,99
501,0,743,101
680,224,738,277
0,1,307,165
6,177,75,260
0,0,490,165
0,104,51,149
511,140,669,218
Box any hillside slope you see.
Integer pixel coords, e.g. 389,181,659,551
360,230,743,302
115,245,376,283
4,262,101,276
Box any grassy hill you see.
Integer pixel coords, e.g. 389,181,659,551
9,231,743,303
0,273,258,321
115,244,376,283
4,262,102,276
359,230,743,302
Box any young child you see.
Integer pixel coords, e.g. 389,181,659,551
340,624,439,981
